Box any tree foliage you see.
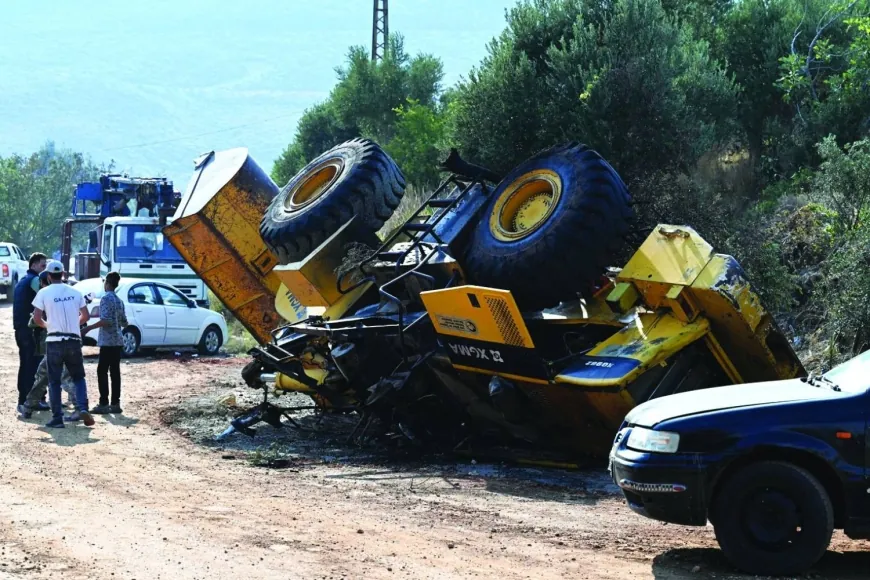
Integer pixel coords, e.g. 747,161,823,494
384,99,447,188
271,34,445,186
777,1,870,160
0,143,107,255
447,0,738,179
810,135,870,230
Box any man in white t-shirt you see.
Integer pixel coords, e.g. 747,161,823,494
32,260,94,428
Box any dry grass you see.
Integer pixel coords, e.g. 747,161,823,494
377,184,431,240
207,290,259,355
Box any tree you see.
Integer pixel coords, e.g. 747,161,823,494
778,1,870,160
271,33,446,186
447,0,739,180
384,99,447,189
810,135,870,231
714,0,807,172
0,142,108,255
271,101,357,185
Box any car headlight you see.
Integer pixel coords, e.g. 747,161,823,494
626,427,680,454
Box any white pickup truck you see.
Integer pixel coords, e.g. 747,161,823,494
0,242,29,302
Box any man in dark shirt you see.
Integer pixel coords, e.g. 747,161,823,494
12,252,47,408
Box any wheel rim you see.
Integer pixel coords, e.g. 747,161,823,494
284,158,343,212
741,488,803,550
205,330,219,353
489,169,562,242
122,331,137,355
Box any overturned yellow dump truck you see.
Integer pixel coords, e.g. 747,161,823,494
164,139,804,462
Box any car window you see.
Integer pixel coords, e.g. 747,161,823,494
128,284,158,305
156,285,189,307
14,247,24,260
0,247,9,257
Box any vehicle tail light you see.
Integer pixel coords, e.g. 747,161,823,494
1,264,7,277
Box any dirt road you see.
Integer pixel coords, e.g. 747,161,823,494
0,303,866,579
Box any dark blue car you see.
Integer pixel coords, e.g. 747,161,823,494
609,349,870,576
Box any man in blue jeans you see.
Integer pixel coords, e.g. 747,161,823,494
31,260,94,428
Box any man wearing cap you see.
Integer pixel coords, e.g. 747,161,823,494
31,260,94,428
17,271,77,418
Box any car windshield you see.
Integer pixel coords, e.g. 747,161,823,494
114,225,184,264
823,349,870,394
0,247,9,257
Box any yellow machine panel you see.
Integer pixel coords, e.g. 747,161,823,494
689,254,804,382
272,217,377,317
617,224,715,309
553,312,711,388
420,285,535,348
420,285,551,383
163,148,295,345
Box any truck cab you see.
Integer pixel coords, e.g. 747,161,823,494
61,173,209,306
609,349,870,577
98,216,207,305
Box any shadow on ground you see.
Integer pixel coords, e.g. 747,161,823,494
162,388,619,505
36,425,100,446
104,414,139,428
651,547,870,580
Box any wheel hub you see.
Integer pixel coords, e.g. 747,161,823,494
123,332,136,354
744,489,802,548
512,193,553,233
284,158,343,212
489,170,562,242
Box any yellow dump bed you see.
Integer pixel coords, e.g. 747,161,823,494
162,149,297,345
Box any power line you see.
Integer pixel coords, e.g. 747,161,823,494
100,111,306,153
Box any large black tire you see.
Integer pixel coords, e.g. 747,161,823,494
260,138,405,264
711,461,834,576
462,142,633,310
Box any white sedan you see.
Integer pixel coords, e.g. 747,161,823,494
74,277,228,357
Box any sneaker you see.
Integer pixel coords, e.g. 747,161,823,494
108,405,123,414
16,404,32,419
90,404,112,414
63,412,81,422
45,417,65,429
80,412,95,427
36,401,50,410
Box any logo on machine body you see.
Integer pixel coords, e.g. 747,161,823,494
437,314,478,335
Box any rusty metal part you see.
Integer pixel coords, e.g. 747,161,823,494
162,149,290,345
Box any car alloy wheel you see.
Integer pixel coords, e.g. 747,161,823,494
122,330,139,357
204,329,220,354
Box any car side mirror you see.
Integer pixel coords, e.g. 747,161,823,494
187,299,196,308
